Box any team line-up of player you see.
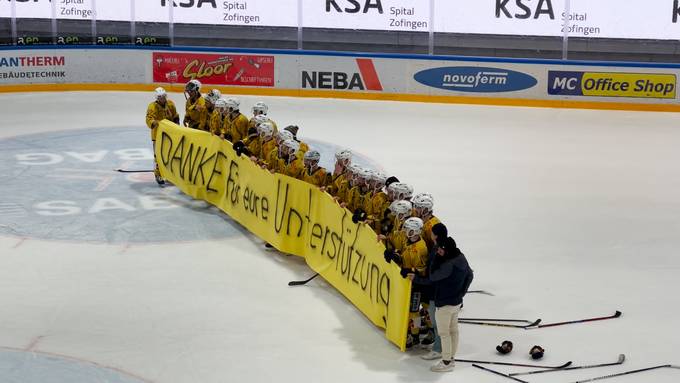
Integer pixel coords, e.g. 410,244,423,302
145,79,474,373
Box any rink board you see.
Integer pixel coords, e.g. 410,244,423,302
1,46,679,111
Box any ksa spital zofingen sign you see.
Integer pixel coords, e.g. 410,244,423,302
414,67,538,93
2,0,679,40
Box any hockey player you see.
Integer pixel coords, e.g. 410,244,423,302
301,150,328,188
145,87,179,185
347,167,372,213
283,125,309,153
250,102,278,132
413,193,441,251
283,140,304,179
327,149,352,196
201,89,221,132
263,130,293,171
365,171,390,230
241,127,260,157
183,80,207,131
205,89,221,111
337,163,362,207
223,98,249,143
375,181,413,235
209,97,228,136
256,123,276,160
381,199,413,253
384,217,429,348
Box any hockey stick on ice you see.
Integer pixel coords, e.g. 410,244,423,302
288,273,319,286
467,290,494,296
569,364,680,383
115,169,154,173
459,318,541,329
533,310,622,329
456,358,571,369
459,317,534,324
510,354,625,376
472,364,530,383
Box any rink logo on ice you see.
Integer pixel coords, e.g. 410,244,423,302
301,59,383,91
548,71,676,99
414,67,537,93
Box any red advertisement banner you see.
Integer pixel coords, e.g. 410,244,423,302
152,52,274,87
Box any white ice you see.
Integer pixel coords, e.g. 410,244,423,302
1,91,679,383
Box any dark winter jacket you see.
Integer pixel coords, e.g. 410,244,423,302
413,250,473,307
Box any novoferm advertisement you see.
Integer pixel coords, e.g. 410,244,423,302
548,71,677,99
414,67,537,93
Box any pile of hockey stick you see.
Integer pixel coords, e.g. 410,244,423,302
459,311,621,330
473,354,680,383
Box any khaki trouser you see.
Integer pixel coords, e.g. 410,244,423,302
435,304,462,362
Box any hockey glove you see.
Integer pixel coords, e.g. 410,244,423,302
233,141,244,156
384,249,396,264
352,208,367,224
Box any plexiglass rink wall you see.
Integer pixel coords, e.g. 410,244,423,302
1,0,679,62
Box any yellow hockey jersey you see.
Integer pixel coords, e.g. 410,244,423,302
400,238,429,275
370,191,390,219
302,167,328,187
347,186,371,213
260,139,277,161
284,156,305,179
327,173,347,196
388,221,407,253
244,135,261,157
146,100,179,141
208,110,224,136
184,96,207,131
422,215,442,251
226,113,249,143
264,147,280,171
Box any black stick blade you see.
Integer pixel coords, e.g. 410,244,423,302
288,273,319,286
115,169,154,173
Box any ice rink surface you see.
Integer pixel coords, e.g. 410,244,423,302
1,91,679,382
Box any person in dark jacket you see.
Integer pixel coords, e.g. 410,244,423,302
407,236,473,373
419,223,448,360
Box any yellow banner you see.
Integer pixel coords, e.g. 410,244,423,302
581,72,676,98
156,121,411,350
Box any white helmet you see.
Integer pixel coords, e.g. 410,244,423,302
389,200,413,221
185,79,201,92
388,182,414,201
276,130,294,144
282,139,300,156
402,217,424,238
205,89,221,104
258,123,274,140
335,149,352,163
413,193,433,203
371,170,388,186
252,101,268,115
347,163,362,175
253,114,270,125
304,150,321,163
154,87,167,100
412,194,434,215
225,97,240,111
358,168,372,181
215,97,228,111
